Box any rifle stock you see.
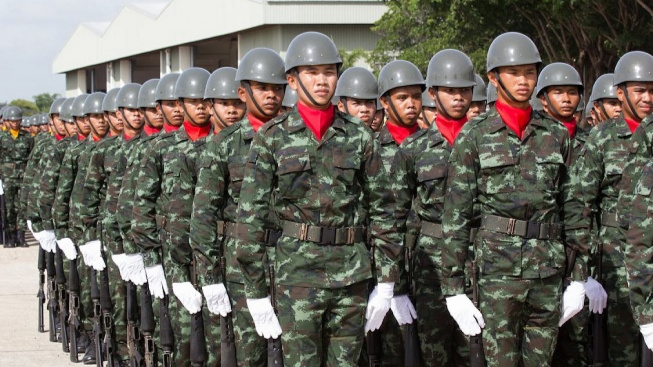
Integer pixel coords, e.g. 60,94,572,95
404,240,421,367
100,263,115,367
268,263,284,367
38,247,46,333
126,281,143,367
642,336,653,367
160,295,174,367
56,249,70,353
141,285,156,367
47,251,58,342
91,269,103,367
589,240,607,366
190,259,208,367
220,256,237,367
69,259,81,363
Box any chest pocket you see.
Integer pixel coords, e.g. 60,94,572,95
478,145,518,194
416,163,448,201
162,163,182,196
228,157,246,200
535,153,565,192
635,164,653,197
276,154,311,199
332,153,360,192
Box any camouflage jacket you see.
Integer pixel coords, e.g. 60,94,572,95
442,108,571,295
234,107,400,299
22,135,55,222
78,135,121,244
36,136,77,233
0,129,33,180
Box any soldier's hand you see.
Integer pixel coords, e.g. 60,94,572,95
558,281,586,327
56,238,77,260
172,282,202,314
145,264,169,299
584,276,607,314
111,253,131,281
365,282,394,332
446,294,485,336
390,294,417,325
0,179,4,195
246,296,282,339
79,240,106,271
112,253,146,283
640,323,653,351
202,283,232,317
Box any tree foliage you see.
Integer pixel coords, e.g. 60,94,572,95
33,93,61,113
9,99,40,117
370,0,653,91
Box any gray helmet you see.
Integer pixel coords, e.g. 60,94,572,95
614,51,653,86
282,86,298,108
71,94,89,117
0,106,7,118
116,83,141,109
422,90,437,108
472,74,487,102
3,106,22,121
236,48,287,85
378,60,426,97
590,74,617,102
376,98,383,111
426,49,476,88
577,98,585,112
487,83,498,104
49,97,66,116
175,68,210,99
530,94,543,111
335,67,378,100
21,117,29,127
284,32,342,72
585,101,593,116
138,79,160,109
536,62,583,96
487,32,542,72
60,98,76,123
205,67,239,100
156,73,180,101
39,114,50,126
103,88,121,112
83,92,106,115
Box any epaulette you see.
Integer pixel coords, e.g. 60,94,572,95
258,112,287,134
401,128,428,147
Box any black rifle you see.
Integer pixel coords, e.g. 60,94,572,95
69,258,81,363
470,254,486,367
56,249,70,353
38,247,46,333
0,190,6,245
99,260,115,367
141,284,156,367
642,337,653,367
160,295,174,367
126,281,143,367
47,251,58,342
587,213,607,367
404,236,421,367
220,256,237,367
365,235,383,367
190,259,208,367
91,268,103,367
268,263,284,367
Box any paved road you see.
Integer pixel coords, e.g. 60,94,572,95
0,234,77,366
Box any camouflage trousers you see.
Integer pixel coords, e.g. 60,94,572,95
228,281,267,367
71,256,94,332
277,281,368,367
357,292,405,367
551,303,588,367
478,275,562,367
105,251,129,360
2,178,22,231
602,266,640,366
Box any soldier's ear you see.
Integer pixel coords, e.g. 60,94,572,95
487,72,499,89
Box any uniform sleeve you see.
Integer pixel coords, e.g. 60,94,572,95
117,147,142,255
52,149,76,239
37,144,65,231
79,146,105,243
102,152,125,254
131,143,163,265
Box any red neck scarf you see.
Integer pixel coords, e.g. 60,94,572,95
386,121,419,145
144,125,161,137
495,100,532,139
625,117,640,134
562,119,577,139
435,115,468,145
77,134,86,141
55,133,64,141
297,102,335,141
123,131,137,141
184,121,211,142
163,123,180,134
248,113,266,133
92,135,101,142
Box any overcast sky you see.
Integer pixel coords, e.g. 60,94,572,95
0,0,164,103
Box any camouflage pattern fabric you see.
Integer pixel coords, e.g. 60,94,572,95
227,280,266,367
0,129,33,231
442,108,571,367
20,134,53,226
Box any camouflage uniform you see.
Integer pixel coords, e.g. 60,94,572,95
394,120,469,367
442,108,570,367
235,108,401,367
564,115,640,366
21,133,54,226
0,129,33,231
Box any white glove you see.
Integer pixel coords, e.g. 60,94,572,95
56,238,77,260
364,282,394,332
34,229,57,252
0,179,4,195
145,264,168,299
558,281,586,326
112,253,146,284
584,276,608,314
390,294,417,325
203,283,232,317
111,253,130,281
446,294,485,336
641,323,653,351
172,282,202,314
26,220,38,239
79,240,106,270
246,297,282,339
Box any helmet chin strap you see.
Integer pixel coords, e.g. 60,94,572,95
243,81,278,118
385,94,411,127
293,70,331,108
211,104,229,130
119,107,140,131
180,99,205,126
620,85,643,121
596,100,610,121
340,97,350,115
494,71,520,103
433,87,456,121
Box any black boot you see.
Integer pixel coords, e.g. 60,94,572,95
17,230,27,247
82,332,97,365
5,231,15,248
76,331,89,353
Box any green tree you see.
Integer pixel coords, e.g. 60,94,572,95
33,93,61,113
339,48,369,71
9,99,39,116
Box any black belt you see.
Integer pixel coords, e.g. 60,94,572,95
481,214,562,240
220,221,281,247
282,220,365,245
421,221,442,239
600,212,619,228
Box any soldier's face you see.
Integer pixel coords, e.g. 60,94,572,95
41,123,51,133
118,107,144,130
617,82,653,120
87,113,108,138
372,110,384,131
7,120,19,130
593,99,622,121
430,86,473,120
238,81,283,120
30,125,39,135
381,86,423,127
211,99,246,126
338,98,376,125
489,65,538,106
288,64,338,109
75,116,92,136
142,107,164,129
422,107,437,126
157,100,184,127
52,114,67,136
105,111,124,132
467,101,487,120
181,98,210,126
541,86,580,122
64,121,77,135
